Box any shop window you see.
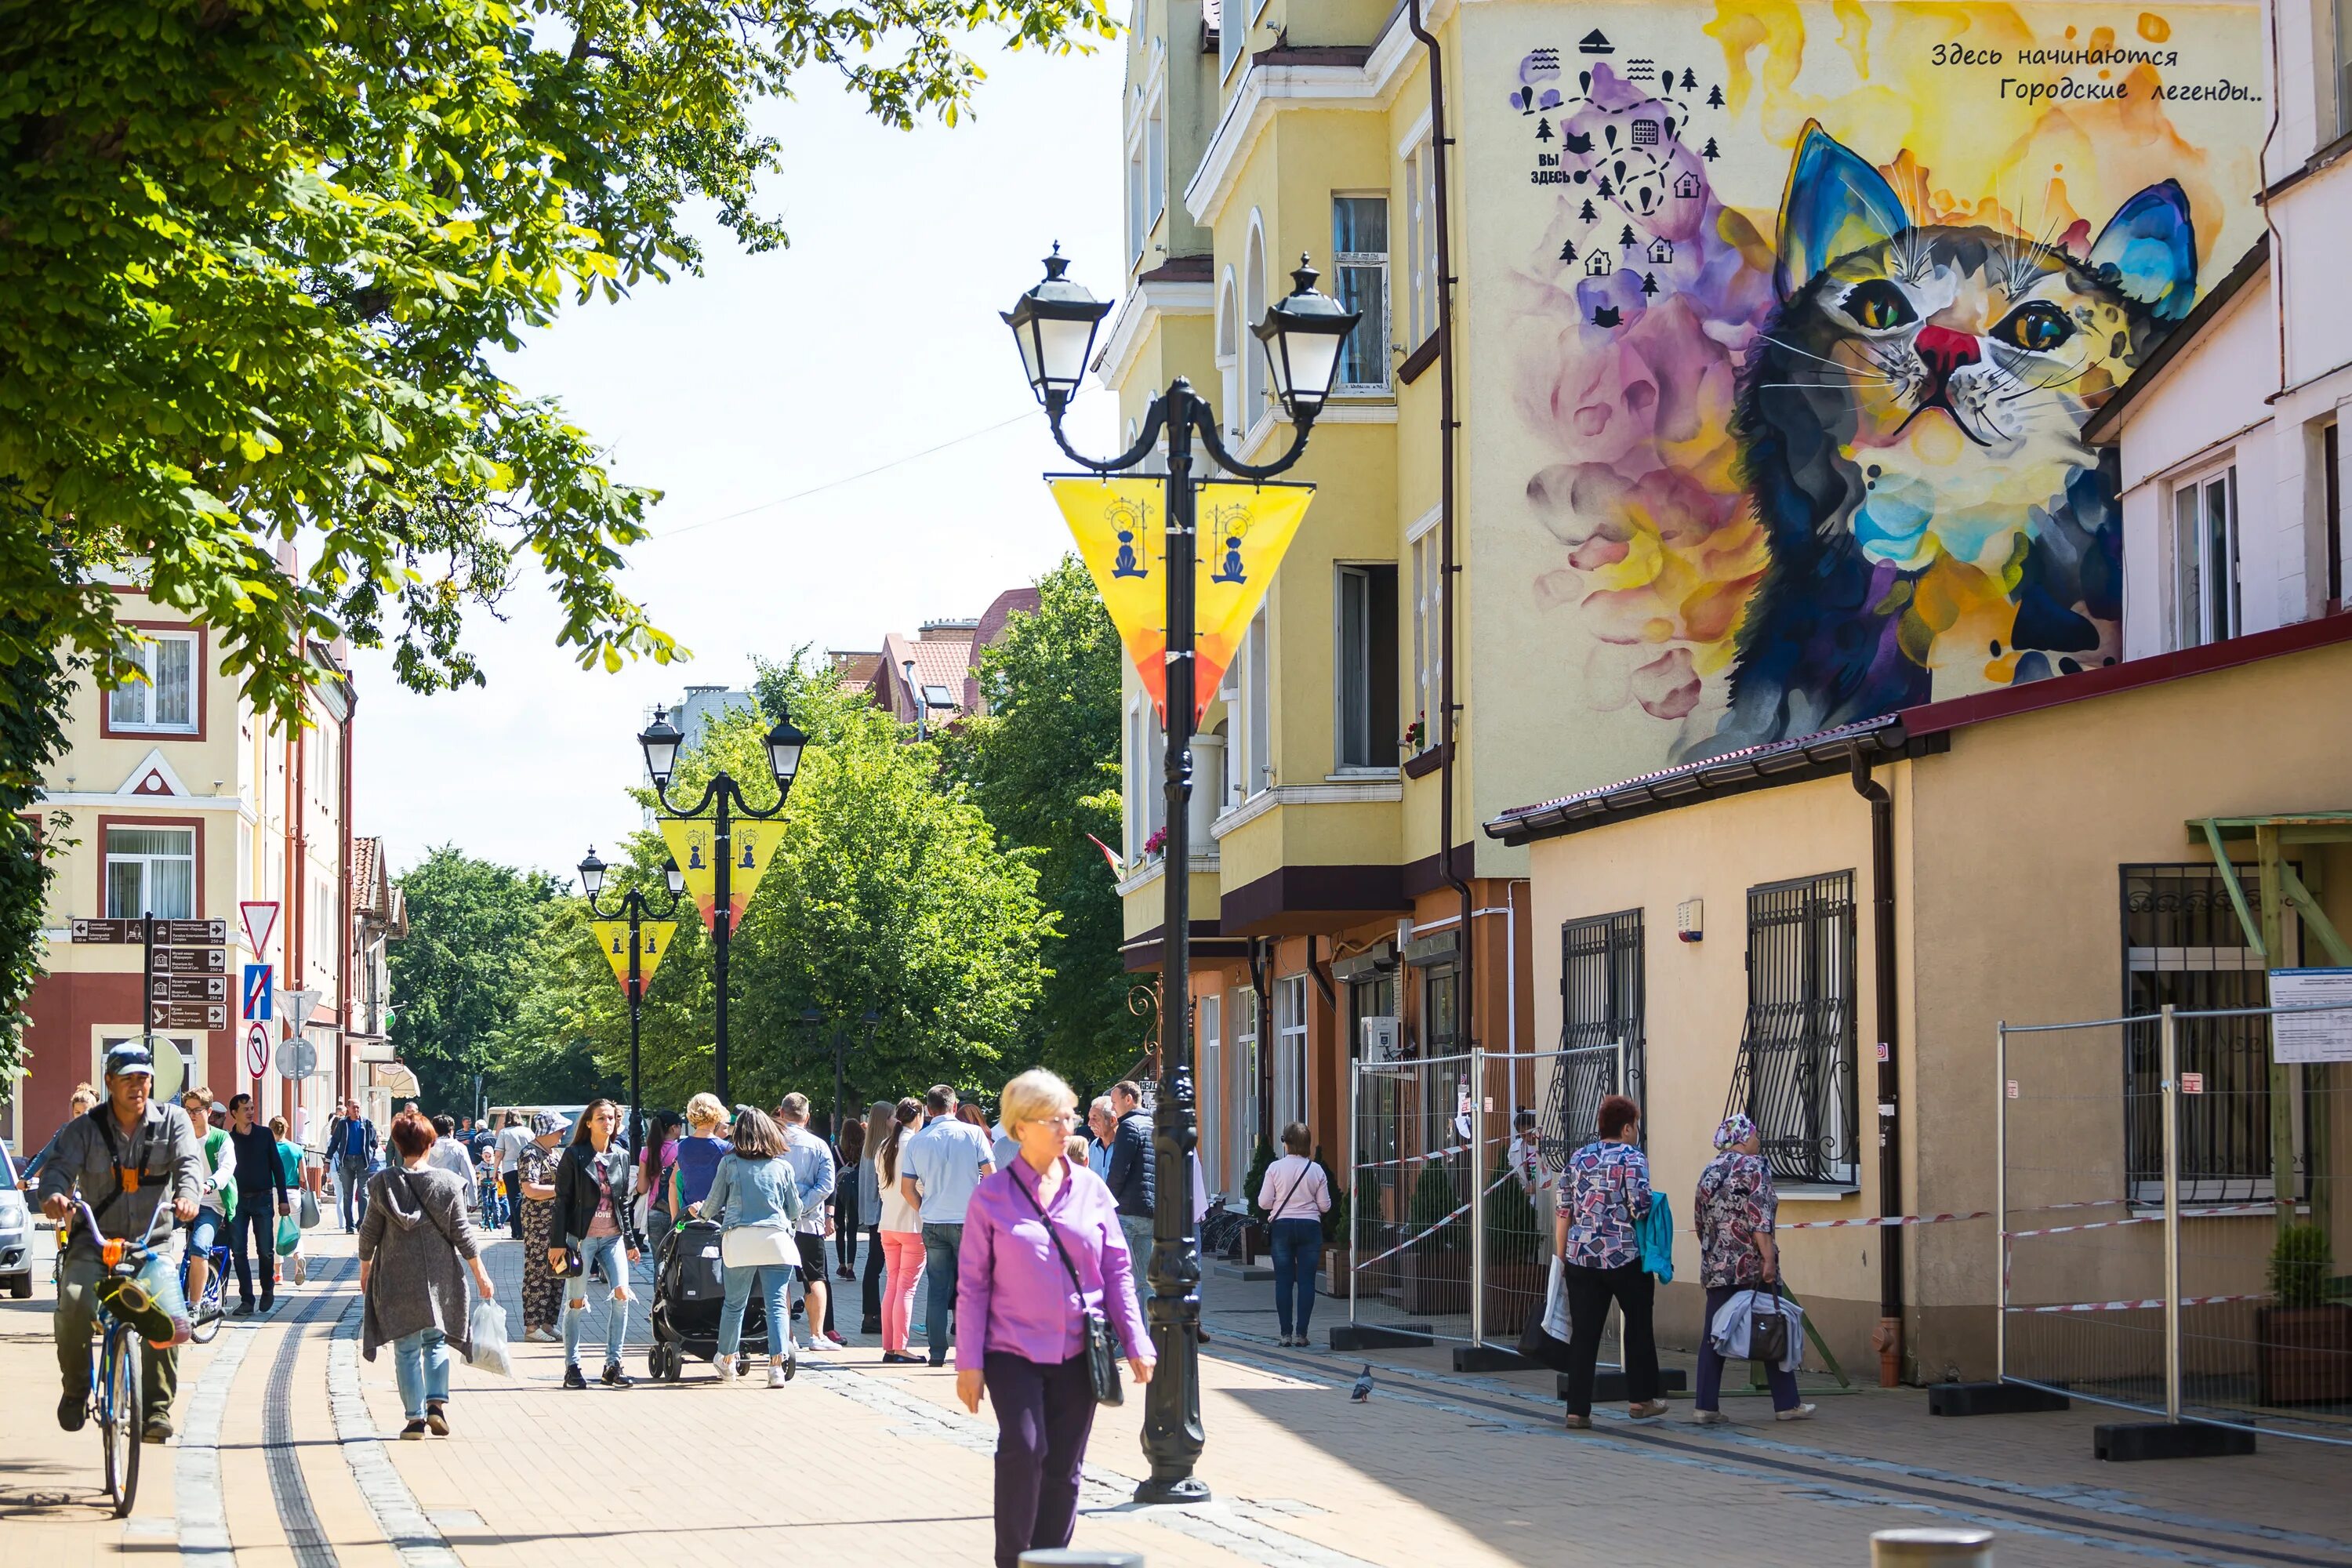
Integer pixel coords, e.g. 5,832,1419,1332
105,826,195,920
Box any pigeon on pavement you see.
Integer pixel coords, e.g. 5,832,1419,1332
1349,1365,1374,1403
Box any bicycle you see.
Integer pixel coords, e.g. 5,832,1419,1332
179,1222,230,1345
60,1185,176,1519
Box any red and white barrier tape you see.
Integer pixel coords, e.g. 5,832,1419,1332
1350,1170,1517,1271
1779,1210,1990,1230
2007,1203,2273,1240
1353,1142,1474,1171
2005,1292,2270,1315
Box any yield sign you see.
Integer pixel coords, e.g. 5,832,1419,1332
239,900,280,957
275,988,322,1033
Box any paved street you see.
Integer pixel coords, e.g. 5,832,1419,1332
2,1225,2347,1568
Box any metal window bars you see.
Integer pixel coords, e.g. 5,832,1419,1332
1547,909,1645,1168
1725,871,1859,1186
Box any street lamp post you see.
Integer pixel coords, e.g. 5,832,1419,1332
800,1007,884,1141
1002,246,1356,1504
638,705,808,1105
577,848,687,1156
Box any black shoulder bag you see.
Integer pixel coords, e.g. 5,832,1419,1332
1012,1167,1123,1407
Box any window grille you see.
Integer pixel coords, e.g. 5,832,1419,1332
1725,871,1857,1185
1546,909,1643,1168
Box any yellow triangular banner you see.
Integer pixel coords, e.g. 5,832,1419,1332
588,919,678,993
1050,477,1313,722
659,818,720,925
657,817,781,928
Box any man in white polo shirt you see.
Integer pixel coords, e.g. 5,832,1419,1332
898,1085,994,1368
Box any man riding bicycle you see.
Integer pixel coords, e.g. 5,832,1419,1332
36,1042,205,1443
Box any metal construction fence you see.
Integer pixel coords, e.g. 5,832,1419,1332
1346,1047,1601,1347
2000,1000,2352,1446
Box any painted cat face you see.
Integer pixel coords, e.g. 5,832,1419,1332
1755,122,2194,572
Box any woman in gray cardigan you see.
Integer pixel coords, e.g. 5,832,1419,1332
360,1110,495,1439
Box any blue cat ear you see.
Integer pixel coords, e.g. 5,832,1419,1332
1773,120,1911,299
2089,181,2197,320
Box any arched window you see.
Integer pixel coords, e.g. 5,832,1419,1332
1216,270,1240,441
1242,217,1269,441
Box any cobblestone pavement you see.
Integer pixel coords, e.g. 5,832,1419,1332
3,1221,2349,1568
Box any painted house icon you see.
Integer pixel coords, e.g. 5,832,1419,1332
1672,172,1701,198
1584,249,1613,277
1648,237,1674,263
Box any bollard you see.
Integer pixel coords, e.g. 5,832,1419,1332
1871,1527,1993,1568
1018,1552,1145,1568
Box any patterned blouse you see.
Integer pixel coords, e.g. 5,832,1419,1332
1695,1150,1777,1288
1556,1139,1653,1270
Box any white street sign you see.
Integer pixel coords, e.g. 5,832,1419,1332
274,988,323,1033
239,899,280,958
276,1036,318,1081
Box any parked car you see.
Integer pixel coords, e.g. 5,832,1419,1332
0,1138,31,1298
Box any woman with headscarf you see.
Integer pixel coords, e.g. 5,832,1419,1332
1692,1113,1814,1424
516,1111,568,1341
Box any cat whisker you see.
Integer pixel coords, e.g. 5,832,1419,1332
1756,336,1898,382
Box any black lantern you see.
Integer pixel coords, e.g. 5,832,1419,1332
1252,256,1361,420
663,858,685,897
637,707,684,788
576,846,608,898
765,709,807,789
1003,246,1112,407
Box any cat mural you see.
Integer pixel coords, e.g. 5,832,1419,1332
1704,122,2197,754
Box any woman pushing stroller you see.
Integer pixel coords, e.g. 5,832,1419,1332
690,1105,802,1388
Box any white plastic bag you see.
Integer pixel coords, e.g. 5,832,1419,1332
467,1298,514,1377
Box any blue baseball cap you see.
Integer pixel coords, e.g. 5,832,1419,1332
103,1041,157,1080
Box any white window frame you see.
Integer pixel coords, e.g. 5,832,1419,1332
1407,507,1442,750
1273,975,1310,1131
107,630,198,734
1146,95,1167,233
2172,460,2241,651
1242,216,1270,443
1229,989,1261,1185
1243,608,1272,797
1330,194,1392,394
105,826,195,920
1199,993,1223,1195
1334,563,1392,771
1219,0,1243,81
1216,271,1242,442
1401,122,1438,349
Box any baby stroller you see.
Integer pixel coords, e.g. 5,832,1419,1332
646,1217,784,1381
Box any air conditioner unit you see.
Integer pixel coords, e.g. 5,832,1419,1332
1359,1015,1409,1076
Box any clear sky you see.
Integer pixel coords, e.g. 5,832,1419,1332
350,32,1127,883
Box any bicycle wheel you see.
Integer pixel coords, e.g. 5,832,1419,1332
110,1334,141,1518
187,1254,223,1344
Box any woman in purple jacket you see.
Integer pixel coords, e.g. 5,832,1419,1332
956,1069,1154,1568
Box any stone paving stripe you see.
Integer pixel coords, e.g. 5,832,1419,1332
263,1263,357,1568
800,1361,1387,1568
177,1314,261,1566
325,1301,463,1568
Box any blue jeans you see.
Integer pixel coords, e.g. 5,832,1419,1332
717,1261,793,1360
1694,1282,1802,1412
921,1223,962,1366
564,1234,631,1369
392,1328,449,1419
338,1160,368,1229
1269,1218,1322,1338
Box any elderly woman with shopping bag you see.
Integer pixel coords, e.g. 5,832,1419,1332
1691,1113,1815,1425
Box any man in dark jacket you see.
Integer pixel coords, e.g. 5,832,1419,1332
1101,1080,1155,1339
327,1101,379,1231
223,1093,291,1315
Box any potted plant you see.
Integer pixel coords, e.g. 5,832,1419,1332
1240,1136,1276,1261
2256,1222,2352,1405
1480,1149,1546,1334
1398,1157,1470,1314
1322,1183,1352,1295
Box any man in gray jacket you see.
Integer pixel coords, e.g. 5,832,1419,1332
777,1094,839,1347
38,1041,205,1442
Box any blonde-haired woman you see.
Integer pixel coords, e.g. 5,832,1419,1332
956,1069,1152,1568
666,1093,731,1224
858,1099,895,1334
875,1097,926,1363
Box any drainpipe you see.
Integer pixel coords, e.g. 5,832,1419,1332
338,683,355,1131
1408,0,1473,1049
1249,936,1273,1152
1850,749,1903,1388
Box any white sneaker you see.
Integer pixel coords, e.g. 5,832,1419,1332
1692,1408,1730,1425
1776,1403,1818,1422
715,1358,740,1385
768,1360,790,1388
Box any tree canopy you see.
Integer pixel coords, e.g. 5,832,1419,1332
0,0,1116,728
386,846,564,1112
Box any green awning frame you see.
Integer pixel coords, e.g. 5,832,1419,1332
2193,815,2352,965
